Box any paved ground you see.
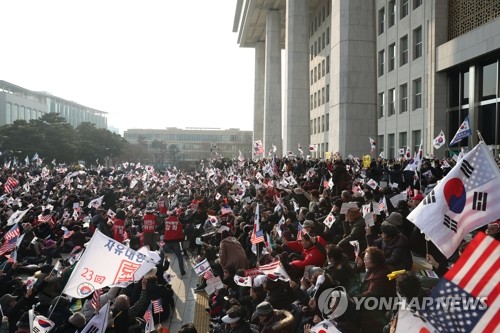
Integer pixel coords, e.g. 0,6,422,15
163,252,210,333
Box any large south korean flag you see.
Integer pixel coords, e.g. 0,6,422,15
407,141,500,258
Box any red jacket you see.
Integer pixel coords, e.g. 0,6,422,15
112,218,126,243
164,216,184,242
287,238,326,271
143,213,157,233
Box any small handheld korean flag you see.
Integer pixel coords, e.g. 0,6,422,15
395,306,436,333
81,302,110,333
310,320,341,333
323,213,335,228
369,137,376,152
432,130,446,149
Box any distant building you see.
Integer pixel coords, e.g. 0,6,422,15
0,80,107,129
234,0,500,158
123,127,253,167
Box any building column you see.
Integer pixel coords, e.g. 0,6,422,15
263,9,282,156
284,0,309,155
253,42,265,144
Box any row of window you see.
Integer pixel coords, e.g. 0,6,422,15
378,26,422,76
378,0,422,35
310,114,330,135
125,133,251,143
311,56,330,85
378,78,422,117
310,28,330,60
311,84,330,110
381,129,421,159
310,2,330,37
5,103,43,124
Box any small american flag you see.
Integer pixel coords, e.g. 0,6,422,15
143,303,153,322
91,289,102,312
3,224,20,242
203,269,214,280
152,299,163,314
0,237,17,256
4,177,19,194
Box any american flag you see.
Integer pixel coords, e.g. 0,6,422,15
37,213,53,224
3,177,19,194
143,303,152,322
152,299,163,314
296,223,304,241
251,227,265,244
91,289,102,312
251,204,264,244
203,269,214,280
420,232,499,332
0,237,17,257
3,224,20,242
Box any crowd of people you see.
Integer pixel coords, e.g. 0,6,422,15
0,153,498,333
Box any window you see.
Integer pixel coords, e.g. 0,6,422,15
480,62,497,101
389,0,396,27
378,135,385,156
400,35,408,66
311,70,314,85
389,88,396,115
322,115,325,132
412,130,421,153
12,104,18,121
311,95,314,110
6,103,11,124
326,84,330,102
316,117,320,133
313,118,317,134
326,113,329,131
322,59,326,76
378,49,385,76
311,120,314,134
413,0,422,10
314,92,317,108
318,90,322,106
322,87,325,104
314,67,317,82
378,7,385,34
388,134,395,159
399,132,407,150
326,27,330,45
400,83,408,113
311,45,314,60
462,71,469,105
414,26,422,59
322,32,325,50
326,56,330,73
378,92,385,118
389,43,396,71
318,63,322,79
401,0,409,19
314,41,318,56
413,78,422,110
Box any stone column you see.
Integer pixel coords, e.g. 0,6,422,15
263,9,282,156
253,42,265,144
284,0,310,155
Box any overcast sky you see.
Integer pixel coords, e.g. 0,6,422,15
0,1,255,134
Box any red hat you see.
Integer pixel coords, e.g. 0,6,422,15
411,193,424,201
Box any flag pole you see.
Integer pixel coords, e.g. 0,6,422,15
47,290,65,320
477,131,485,143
